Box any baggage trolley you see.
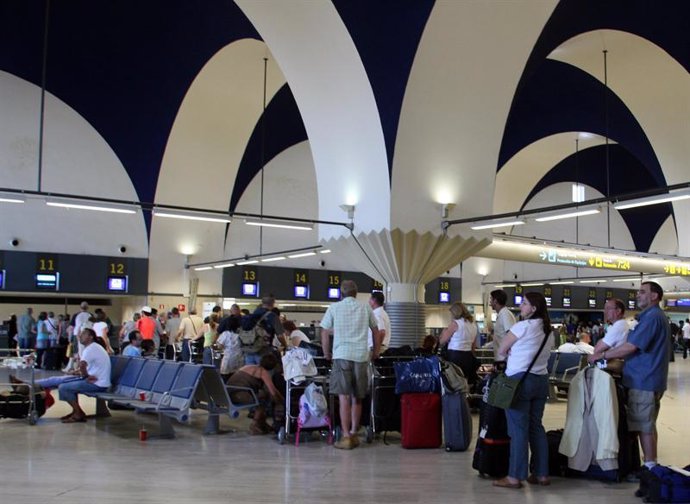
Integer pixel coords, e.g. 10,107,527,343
277,356,331,445
365,355,416,443
0,349,39,425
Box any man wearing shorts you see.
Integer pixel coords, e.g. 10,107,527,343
592,281,669,472
321,280,380,450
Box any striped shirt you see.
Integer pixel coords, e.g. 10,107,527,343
321,296,378,362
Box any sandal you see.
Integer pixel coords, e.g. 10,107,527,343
527,475,551,486
493,477,523,489
61,416,87,423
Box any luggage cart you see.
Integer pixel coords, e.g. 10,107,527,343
277,356,331,445
0,350,39,425
365,355,416,443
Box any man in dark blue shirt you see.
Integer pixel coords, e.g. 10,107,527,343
590,281,670,471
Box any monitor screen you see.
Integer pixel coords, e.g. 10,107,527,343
562,297,571,308
36,273,58,290
588,299,596,308
327,287,340,300
242,283,258,297
513,295,523,305
0,270,4,289
107,276,128,292
628,299,636,310
294,285,308,298
676,299,690,307
439,292,450,304
545,296,552,307
666,299,677,307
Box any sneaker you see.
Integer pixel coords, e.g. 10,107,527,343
349,435,360,448
334,436,355,450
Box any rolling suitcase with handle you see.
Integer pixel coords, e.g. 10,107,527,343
400,393,441,449
442,391,472,451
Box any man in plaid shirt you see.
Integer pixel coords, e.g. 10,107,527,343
321,280,381,450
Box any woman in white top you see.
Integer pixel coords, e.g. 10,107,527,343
283,320,310,348
493,292,552,490
91,314,114,355
439,302,479,385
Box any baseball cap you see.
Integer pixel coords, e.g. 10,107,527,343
141,306,152,314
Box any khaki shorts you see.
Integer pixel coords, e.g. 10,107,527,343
330,359,369,398
627,388,663,434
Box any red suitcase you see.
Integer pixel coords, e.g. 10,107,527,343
400,393,442,449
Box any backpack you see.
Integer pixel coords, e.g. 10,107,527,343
237,311,271,354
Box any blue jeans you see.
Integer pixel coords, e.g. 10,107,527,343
244,352,261,365
37,375,82,389
58,379,107,403
181,340,192,362
505,372,549,480
202,346,213,365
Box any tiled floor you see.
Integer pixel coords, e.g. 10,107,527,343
2,359,689,503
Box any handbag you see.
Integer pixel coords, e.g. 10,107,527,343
440,359,469,394
486,330,550,410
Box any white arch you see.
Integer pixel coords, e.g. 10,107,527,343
392,0,557,230
236,0,390,236
549,29,690,254
149,39,287,295
494,132,609,215
0,70,147,257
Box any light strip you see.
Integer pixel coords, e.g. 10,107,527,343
521,282,544,287
194,266,213,271
494,284,516,288
237,260,258,265
471,220,525,230
244,218,313,231
0,197,25,204
288,252,316,259
579,280,601,283
319,249,331,254
154,210,231,223
612,278,638,282
47,201,136,214
261,256,286,263
213,263,235,269
614,191,690,210
550,281,574,285
534,208,600,222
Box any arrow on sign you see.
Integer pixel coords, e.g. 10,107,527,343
589,258,595,266
539,252,547,260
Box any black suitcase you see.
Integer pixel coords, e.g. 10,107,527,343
443,391,472,451
41,348,59,371
472,397,510,476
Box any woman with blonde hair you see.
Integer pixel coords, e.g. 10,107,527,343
439,302,479,384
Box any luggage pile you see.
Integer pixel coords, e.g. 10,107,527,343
393,355,472,451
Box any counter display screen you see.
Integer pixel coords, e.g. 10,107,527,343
36,273,59,290
439,292,450,304
242,283,258,297
294,285,308,299
107,276,128,292
327,287,340,300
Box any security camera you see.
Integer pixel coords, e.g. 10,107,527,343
320,260,326,267
118,245,127,254
9,238,19,247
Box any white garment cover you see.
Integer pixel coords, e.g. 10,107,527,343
559,367,619,471
282,348,317,384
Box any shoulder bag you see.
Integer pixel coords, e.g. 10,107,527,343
486,329,550,410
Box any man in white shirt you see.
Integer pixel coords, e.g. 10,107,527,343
591,298,629,357
58,327,111,423
682,319,690,359
490,289,516,359
368,291,391,354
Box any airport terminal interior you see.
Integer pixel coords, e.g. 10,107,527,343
2,1,690,502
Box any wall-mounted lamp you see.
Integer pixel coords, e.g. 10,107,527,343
339,204,355,220
441,203,456,220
